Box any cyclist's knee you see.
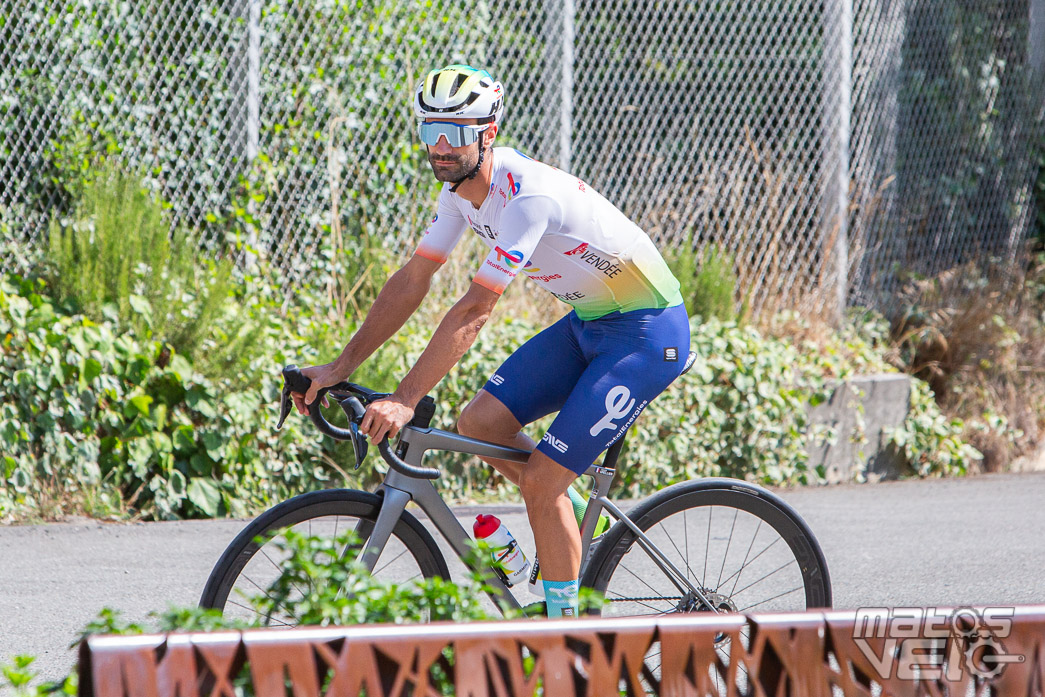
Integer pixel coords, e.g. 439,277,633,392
519,452,575,505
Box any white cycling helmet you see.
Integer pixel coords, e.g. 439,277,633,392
414,64,504,124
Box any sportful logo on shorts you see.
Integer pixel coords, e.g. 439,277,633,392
590,385,636,436
490,374,505,386
495,246,525,269
542,432,569,453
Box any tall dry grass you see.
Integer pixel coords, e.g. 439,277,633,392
889,257,1045,470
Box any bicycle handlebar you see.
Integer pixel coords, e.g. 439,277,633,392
279,365,441,480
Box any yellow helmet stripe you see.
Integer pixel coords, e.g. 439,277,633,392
425,65,487,105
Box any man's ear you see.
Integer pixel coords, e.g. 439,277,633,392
484,123,498,148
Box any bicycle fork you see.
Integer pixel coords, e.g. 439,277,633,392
358,469,524,613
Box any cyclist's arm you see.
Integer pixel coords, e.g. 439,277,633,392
392,281,500,407
331,254,441,376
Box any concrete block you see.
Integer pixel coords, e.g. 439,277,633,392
806,374,911,483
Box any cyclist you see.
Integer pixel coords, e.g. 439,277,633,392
293,64,690,618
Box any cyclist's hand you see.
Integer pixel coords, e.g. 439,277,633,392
361,396,415,443
291,363,342,414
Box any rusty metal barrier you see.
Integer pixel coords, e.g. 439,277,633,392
79,607,1045,697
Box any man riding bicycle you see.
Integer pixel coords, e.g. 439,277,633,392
294,64,690,618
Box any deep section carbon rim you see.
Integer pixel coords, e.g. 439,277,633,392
199,489,448,627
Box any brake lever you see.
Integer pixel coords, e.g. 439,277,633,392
277,364,312,430
277,385,294,430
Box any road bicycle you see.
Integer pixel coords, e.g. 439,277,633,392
200,357,832,628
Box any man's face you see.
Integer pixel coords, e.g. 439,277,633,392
424,117,492,182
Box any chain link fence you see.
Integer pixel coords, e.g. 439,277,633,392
2,0,1042,316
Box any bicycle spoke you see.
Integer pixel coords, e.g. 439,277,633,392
656,521,703,588
728,519,763,597
704,506,711,587
715,508,740,589
617,555,675,599
717,534,781,592
731,558,797,598
372,546,412,576
738,584,804,612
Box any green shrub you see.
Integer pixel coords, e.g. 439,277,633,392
665,236,738,322
45,164,238,366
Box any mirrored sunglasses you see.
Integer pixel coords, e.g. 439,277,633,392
417,121,489,148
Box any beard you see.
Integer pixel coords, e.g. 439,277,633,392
428,147,480,182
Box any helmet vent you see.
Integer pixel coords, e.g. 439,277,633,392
450,72,467,97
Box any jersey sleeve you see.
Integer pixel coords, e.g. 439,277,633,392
473,195,562,294
415,186,468,264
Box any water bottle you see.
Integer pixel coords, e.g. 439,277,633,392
473,514,530,586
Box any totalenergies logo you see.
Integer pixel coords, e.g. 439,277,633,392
507,172,521,201
522,261,540,274
495,246,525,269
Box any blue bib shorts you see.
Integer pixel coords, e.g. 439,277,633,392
482,303,691,474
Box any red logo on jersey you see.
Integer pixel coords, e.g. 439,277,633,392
564,243,588,256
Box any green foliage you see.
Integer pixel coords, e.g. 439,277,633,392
0,269,341,521
1,655,76,697
45,164,240,367
260,531,505,627
666,237,738,322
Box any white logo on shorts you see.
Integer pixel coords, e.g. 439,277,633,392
542,432,569,453
590,385,636,436
490,374,504,386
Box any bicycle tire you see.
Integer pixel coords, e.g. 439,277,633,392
581,477,832,614
199,488,450,625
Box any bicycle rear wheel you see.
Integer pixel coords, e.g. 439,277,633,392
199,488,449,627
580,478,831,693
582,478,831,615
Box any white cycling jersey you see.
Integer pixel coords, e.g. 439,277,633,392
416,147,683,320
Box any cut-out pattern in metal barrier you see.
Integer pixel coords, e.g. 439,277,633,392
80,606,1045,697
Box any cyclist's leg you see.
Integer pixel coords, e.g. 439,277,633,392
459,312,588,483
515,304,690,611
456,391,532,484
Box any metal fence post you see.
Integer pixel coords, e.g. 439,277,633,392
1032,0,1045,116
560,0,574,173
248,0,261,162
824,0,853,322
542,0,574,170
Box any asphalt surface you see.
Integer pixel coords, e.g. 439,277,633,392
2,471,1044,683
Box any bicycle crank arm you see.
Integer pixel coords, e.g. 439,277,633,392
595,496,720,612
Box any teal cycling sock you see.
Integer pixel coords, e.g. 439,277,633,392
543,579,579,618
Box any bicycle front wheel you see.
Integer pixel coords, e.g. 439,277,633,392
581,478,831,616
199,488,449,626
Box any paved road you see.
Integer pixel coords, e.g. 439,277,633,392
2,472,1043,683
